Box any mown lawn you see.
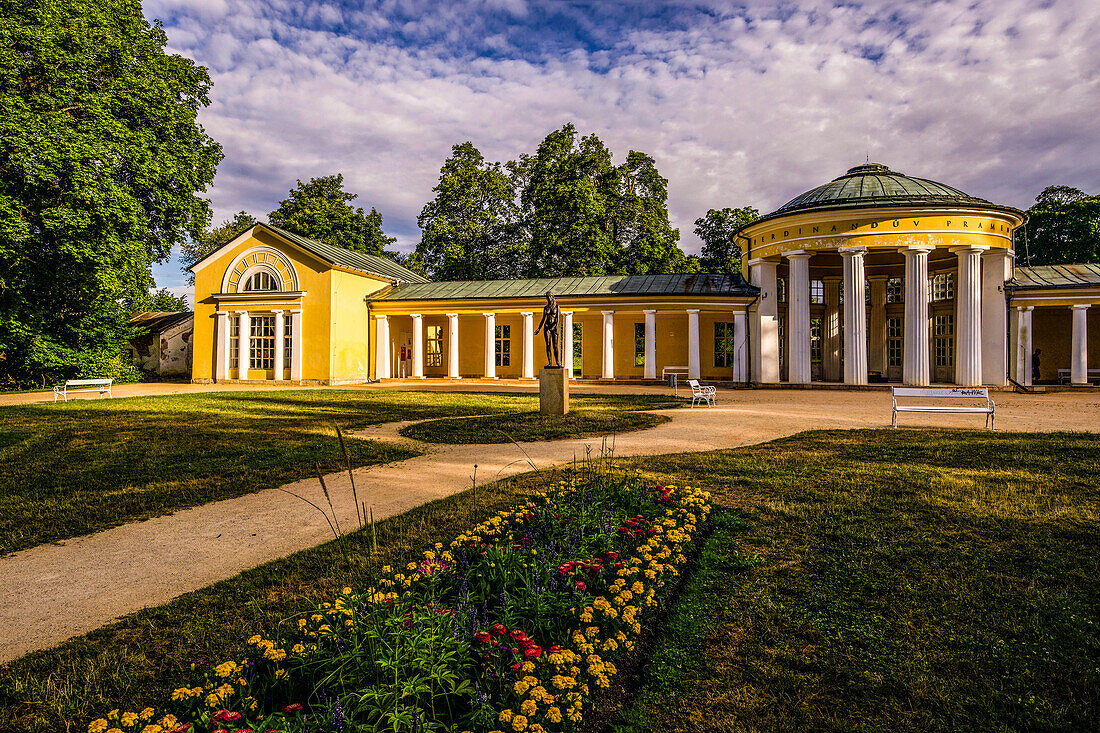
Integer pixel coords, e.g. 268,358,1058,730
615,430,1100,732
399,408,670,443
0,390,678,554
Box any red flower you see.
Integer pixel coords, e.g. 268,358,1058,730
524,645,543,659
606,551,619,560
549,645,562,654
284,703,304,714
212,711,243,724
476,630,492,643
492,623,507,636
512,661,522,672
575,580,586,591
614,562,624,569
510,629,528,642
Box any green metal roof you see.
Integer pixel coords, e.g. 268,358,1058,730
263,224,427,283
381,273,757,301
1012,263,1100,290
751,163,1024,227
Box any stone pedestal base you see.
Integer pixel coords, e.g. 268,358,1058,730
539,367,569,415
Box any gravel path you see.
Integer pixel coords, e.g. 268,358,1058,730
1,387,1097,662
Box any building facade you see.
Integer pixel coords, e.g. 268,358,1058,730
190,167,1099,387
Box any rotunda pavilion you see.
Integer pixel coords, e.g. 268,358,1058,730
739,163,1026,387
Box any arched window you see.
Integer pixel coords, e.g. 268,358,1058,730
242,270,279,292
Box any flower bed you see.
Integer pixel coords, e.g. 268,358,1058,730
88,466,711,733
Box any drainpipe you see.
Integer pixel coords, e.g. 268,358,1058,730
364,297,378,383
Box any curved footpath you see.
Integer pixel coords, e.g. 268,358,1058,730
1,387,1098,662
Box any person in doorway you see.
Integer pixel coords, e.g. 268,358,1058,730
1032,348,1042,383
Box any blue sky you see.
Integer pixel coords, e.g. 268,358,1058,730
145,0,1100,301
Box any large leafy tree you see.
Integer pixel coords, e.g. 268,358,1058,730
1017,185,1100,266
609,150,686,274
415,142,524,280
180,210,257,284
694,206,760,275
268,174,396,257
0,0,221,385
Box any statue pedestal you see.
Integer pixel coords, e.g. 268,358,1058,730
539,367,569,416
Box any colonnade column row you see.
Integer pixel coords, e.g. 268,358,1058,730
687,309,701,380
562,311,574,379
446,313,460,379
867,275,889,376
952,245,988,387
273,310,285,380
1015,306,1033,386
840,246,868,385
981,250,1011,386
374,314,389,379
521,311,535,379
901,245,933,386
642,310,657,380
749,257,780,384
785,250,812,384
1071,304,1091,385
410,314,424,378
601,310,615,379
732,310,748,383
483,312,497,379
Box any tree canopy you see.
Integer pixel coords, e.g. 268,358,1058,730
694,206,760,275
180,211,257,284
1017,185,1100,266
268,174,396,258
0,0,221,386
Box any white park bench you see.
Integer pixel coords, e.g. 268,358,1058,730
1057,368,1100,384
53,378,113,402
891,386,995,430
662,366,689,379
687,379,716,408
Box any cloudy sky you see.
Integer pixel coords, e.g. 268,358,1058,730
146,0,1100,299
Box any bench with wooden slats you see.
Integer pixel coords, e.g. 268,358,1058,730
891,386,995,430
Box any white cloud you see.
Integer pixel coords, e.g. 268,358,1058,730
148,0,1100,255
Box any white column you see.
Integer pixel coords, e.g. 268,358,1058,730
290,309,303,382
215,311,229,381
643,309,657,380
1015,306,1033,386
374,315,389,379
981,250,1010,386
901,246,933,385
446,313,460,379
483,312,496,378
601,310,615,379
785,251,811,384
273,310,285,380
562,311,574,379
410,314,424,378
732,310,748,382
687,309,701,380
840,247,868,385
749,257,780,383
237,311,250,379
521,311,535,379
952,246,987,386
1071,305,1090,384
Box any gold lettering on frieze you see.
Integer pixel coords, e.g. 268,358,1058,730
870,221,878,228
913,220,920,226
813,226,820,234
963,221,969,227
783,230,789,237
892,219,900,227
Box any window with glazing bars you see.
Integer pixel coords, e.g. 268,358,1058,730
931,273,954,301
934,314,954,366
243,271,277,292
810,279,825,304
283,316,293,369
778,321,785,369
632,323,645,367
809,318,823,363
777,277,786,303
426,325,443,367
229,318,240,369
887,317,903,367
572,323,583,375
714,322,736,367
495,324,510,367
250,315,276,370
886,277,903,303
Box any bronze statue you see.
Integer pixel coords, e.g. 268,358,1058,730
535,291,562,368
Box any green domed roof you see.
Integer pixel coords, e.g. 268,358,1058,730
768,163,998,218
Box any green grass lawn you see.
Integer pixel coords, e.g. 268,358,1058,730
399,408,670,443
2,430,1096,732
0,390,677,554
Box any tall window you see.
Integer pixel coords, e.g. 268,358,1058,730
229,318,240,369
250,315,276,370
865,279,871,305
810,279,825,304
777,278,787,303
426,325,443,368
886,277,903,303
634,323,646,367
887,317,903,367
495,324,511,367
714,322,736,367
243,271,278,292
934,314,954,367
778,321,785,370
283,316,293,370
931,273,954,301
810,318,823,363
572,323,583,375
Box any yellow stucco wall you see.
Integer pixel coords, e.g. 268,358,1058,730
1031,306,1100,382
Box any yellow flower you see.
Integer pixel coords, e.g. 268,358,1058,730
520,698,537,716
511,714,528,732
275,668,289,680
170,687,191,702
247,634,262,645
214,661,240,678
292,643,305,655
140,726,162,733
156,715,178,729
513,679,531,695
498,709,514,723
520,661,535,674
139,708,155,721
342,586,352,594
87,719,108,733
121,712,138,726
106,729,123,733
547,706,562,723
108,710,120,720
